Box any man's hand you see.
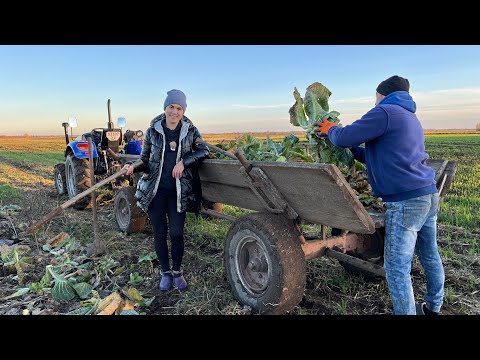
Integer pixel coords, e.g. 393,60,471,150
313,118,338,137
172,160,184,179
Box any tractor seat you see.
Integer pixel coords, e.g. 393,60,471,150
90,130,103,145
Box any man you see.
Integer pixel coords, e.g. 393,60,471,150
314,75,443,315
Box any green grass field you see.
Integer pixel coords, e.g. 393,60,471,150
424,134,480,230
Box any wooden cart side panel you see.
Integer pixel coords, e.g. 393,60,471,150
426,159,448,182
324,164,376,233
199,159,375,234
364,158,457,229
438,161,457,200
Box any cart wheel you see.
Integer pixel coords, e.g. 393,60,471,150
114,186,147,233
224,212,306,314
334,227,385,279
130,172,142,188
54,163,67,195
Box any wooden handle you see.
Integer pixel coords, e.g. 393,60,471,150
26,159,143,234
195,139,253,173
234,150,253,173
25,207,64,234
195,139,237,160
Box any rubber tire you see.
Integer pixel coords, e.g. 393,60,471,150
334,227,385,279
114,186,147,233
54,163,67,195
130,172,142,188
224,212,306,314
65,154,91,210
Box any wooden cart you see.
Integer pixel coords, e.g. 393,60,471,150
196,157,457,314
111,149,456,314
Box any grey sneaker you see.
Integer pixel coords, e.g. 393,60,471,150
173,270,188,291
159,270,173,291
415,302,426,315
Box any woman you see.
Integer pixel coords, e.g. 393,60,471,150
123,89,209,291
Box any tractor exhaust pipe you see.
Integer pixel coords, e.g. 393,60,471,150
107,99,114,130
62,122,70,146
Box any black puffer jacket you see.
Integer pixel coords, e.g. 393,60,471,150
134,113,209,213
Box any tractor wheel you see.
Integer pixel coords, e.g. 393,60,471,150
114,186,147,233
224,212,306,314
54,163,67,195
65,154,91,210
335,227,385,279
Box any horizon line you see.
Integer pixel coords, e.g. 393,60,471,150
1,129,478,137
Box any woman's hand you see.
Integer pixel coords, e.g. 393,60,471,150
123,164,134,176
172,160,184,179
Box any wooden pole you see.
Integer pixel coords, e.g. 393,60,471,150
195,139,237,160
195,139,254,177
26,159,143,234
86,138,105,257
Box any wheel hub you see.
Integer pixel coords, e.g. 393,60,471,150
66,161,76,197
56,173,64,192
235,236,271,294
116,197,130,227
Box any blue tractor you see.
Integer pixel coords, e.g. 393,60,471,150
54,99,144,212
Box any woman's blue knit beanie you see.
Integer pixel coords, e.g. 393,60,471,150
164,89,187,111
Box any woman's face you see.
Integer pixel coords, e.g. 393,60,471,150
165,104,184,123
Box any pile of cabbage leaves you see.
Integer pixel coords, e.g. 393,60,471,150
208,82,384,211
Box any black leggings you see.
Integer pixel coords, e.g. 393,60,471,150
148,189,186,272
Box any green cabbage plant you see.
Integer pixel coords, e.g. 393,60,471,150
289,82,354,169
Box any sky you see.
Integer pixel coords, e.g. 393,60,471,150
1,45,480,136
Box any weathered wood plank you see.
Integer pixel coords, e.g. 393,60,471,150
426,159,448,183
199,159,375,234
438,161,457,200
354,158,452,229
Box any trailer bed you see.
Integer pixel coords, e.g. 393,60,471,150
199,159,375,234
199,158,457,234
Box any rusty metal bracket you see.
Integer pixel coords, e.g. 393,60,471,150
325,249,386,278
195,138,298,221
239,167,298,220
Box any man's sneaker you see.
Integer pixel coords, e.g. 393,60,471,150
415,302,439,315
173,270,188,291
159,270,173,291
415,302,425,315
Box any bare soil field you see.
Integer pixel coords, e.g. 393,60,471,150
2,188,479,315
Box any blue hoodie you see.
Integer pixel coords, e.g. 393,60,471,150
328,91,437,202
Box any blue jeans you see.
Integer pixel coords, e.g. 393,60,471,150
384,192,444,315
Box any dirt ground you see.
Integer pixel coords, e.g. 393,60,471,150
1,182,479,315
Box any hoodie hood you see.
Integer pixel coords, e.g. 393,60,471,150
378,91,416,113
